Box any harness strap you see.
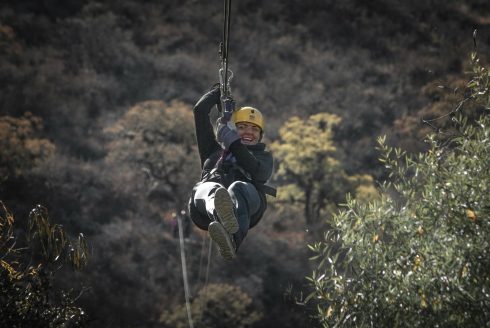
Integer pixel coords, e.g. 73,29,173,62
207,157,277,197
255,183,277,197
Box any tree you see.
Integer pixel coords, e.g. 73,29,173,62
270,113,377,225
392,74,485,154
0,112,55,182
105,100,200,209
305,50,490,327
0,202,89,327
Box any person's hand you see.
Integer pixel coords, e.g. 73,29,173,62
209,83,221,92
216,122,240,149
205,83,220,102
195,84,220,109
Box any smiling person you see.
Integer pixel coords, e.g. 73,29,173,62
188,84,276,260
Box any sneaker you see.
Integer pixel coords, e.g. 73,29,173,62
208,221,236,260
214,187,239,234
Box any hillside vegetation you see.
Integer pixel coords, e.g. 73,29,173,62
0,1,489,327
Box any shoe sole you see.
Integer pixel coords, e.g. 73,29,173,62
208,221,235,260
214,187,239,234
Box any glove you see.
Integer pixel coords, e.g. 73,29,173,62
216,122,240,149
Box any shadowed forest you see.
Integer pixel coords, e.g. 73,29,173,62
1,1,489,327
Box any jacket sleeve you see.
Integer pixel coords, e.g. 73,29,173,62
193,88,222,167
229,141,274,183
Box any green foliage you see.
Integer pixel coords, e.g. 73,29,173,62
393,31,490,155
0,202,89,327
393,35,489,154
468,40,490,109
271,113,377,224
160,283,262,328
305,51,490,327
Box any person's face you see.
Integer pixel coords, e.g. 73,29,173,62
236,122,261,145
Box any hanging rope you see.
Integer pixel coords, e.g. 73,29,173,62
177,216,214,328
198,235,207,282
205,240,212,287
177,216,194,328
198,234,213,288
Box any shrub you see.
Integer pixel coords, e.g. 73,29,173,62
160,283,262,328
305,48,489,327
0,202,89,327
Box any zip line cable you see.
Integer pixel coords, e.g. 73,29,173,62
219,0,233,101
217,0,235,167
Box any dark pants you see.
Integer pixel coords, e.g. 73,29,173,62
193,181,261,249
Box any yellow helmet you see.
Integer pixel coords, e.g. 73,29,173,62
232,107,264,131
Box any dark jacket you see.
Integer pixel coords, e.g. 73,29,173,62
188,88,274,230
